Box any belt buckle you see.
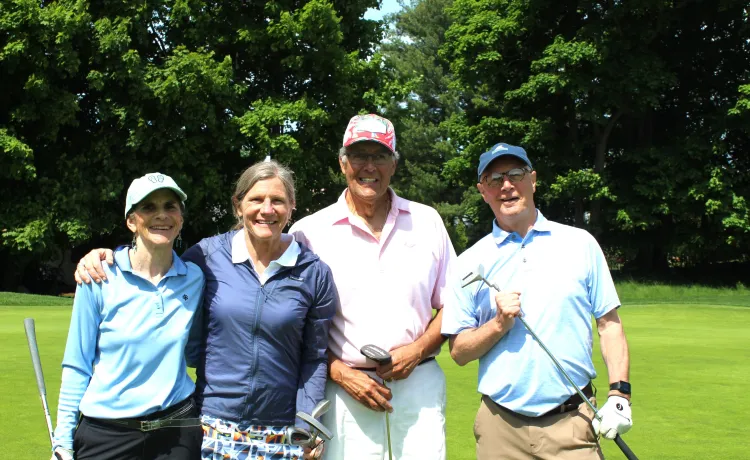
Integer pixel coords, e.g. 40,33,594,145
141,420,161,431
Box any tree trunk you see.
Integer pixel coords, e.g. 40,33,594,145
589,109,623,235
569,105,585,228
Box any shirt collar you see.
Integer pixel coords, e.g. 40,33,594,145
330,187,409,225
231,229,300,266
492,209,551,244
113,245,187,277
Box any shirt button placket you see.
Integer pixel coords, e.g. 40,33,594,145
154,292,164,316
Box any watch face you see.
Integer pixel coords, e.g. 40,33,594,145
611,381,632,394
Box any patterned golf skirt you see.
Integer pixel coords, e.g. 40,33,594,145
200,414,304,460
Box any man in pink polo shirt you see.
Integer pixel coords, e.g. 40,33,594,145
289,114,456,460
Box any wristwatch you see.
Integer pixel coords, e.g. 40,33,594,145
609,381,631,395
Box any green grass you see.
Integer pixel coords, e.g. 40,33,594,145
616,281,750,307
2,286,749,459
0,291,73,306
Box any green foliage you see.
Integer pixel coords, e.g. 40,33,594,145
438,0,750,267
0,0,384,289
547,168,614,202
0,128,35,179
729,84,750,116
2,0,750,286
375,0,480,249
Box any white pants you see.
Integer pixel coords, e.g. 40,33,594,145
322,359,446,460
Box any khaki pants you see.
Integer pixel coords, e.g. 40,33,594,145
475,395,604,460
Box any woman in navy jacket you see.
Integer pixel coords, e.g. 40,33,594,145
183,160,337,459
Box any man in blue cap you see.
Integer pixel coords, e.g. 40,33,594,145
441,143,633,459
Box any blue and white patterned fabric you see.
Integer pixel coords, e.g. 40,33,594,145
200,414,304,460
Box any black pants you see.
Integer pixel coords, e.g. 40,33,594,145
73,400,202,460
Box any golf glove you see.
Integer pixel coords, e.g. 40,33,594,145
51,447,74,460
592,395,632,439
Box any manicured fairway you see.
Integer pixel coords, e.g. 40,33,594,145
2,293,748,459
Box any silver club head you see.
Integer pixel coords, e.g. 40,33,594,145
286,426,313,446
461,264,486,288
297,411,334,441
311,399,331,420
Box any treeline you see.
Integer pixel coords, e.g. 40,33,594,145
2,0,749,292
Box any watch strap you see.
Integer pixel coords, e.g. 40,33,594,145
609,381,631,395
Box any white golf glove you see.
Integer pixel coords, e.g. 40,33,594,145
51,447,74,460
592,395,632,439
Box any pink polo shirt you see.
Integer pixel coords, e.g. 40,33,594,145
289,188,456,367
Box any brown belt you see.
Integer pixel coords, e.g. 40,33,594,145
351,356,436,371
488,383,594,418
540,383,594,417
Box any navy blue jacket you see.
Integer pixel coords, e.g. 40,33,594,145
182,231,338,425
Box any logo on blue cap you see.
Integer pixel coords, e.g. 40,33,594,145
477,143,533,180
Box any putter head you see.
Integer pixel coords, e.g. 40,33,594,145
360,344,392,365
286,426,313,447
461,264,486,288
311,399,331,420
297,411,334,441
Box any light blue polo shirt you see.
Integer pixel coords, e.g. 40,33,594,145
53,247,205,449
442,211,620,416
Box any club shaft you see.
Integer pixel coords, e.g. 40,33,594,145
24,318,55,447
483,278,638,459
517,316,600,418
383,381,393,460
41,397,54,442
614,434,638,460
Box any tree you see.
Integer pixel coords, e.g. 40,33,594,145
0,0,385,291
440,0,750,269
375,0,475,250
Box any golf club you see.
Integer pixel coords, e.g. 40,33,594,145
462,266,639,460
310,399,331,420
296,411,334,443
23,318,56,448
360,344,393,460
286,426,314,446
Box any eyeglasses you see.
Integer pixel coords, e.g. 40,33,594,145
347,152,393,166
482,167,531,188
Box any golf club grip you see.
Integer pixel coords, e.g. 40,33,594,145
24,318,48,396
614,434,638,460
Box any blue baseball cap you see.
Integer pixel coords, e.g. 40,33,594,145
477,143,533,180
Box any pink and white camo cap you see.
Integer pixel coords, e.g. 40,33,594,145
342,114,396,154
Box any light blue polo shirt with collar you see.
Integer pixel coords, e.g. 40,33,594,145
53,246,205,449
442,211,620,416
230,230,301,284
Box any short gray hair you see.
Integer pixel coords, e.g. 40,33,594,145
231,160,295,230
338,144,400,163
